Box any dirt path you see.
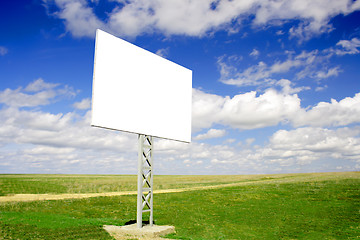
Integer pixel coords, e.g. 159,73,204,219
1,172,357,203
0,180,273,203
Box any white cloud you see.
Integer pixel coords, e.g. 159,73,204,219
1,80,360,174
276,79,310,95
335,38,360,55
24,78,59,92
73,98,91,110
193,87,360,131
250,48,260,58
192,88,225,131
315,85,328,92
265,127,360,162
245,138,255,145
219,49,339,87
3,121,360,174
279,0,359,41
0,79,74,107
194,128,227,140
218,58,272,87
0,104,138,170
270,54,304,73
0,46,8,56
50,0,104,38
155,48,169,58
315,66,340,79
44,0,360,39
0,82,250,173
23,146,75,155
292,93,360,127
193,88,301,130
220,89,301,129
232,126,360,171
0,88,56,107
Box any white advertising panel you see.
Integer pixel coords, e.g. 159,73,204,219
91,29,192,143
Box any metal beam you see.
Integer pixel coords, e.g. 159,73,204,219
137,134,153,228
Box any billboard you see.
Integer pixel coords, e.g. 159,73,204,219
91,29,192,143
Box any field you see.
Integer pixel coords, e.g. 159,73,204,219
0,172,359,239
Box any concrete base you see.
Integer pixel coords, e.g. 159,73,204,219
104,224,175,240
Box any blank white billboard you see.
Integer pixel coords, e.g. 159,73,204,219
91,29,192,143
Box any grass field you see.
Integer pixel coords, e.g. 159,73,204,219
0,173,323,196
0,172,359,239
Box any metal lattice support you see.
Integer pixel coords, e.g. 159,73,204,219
137,134,153,228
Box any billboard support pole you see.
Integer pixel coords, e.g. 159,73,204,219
137,134,154,228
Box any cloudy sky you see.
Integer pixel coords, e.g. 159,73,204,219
1,0,360,175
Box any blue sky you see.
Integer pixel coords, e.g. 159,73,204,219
1,0,360,174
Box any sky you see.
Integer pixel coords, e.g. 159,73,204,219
0,0,360,175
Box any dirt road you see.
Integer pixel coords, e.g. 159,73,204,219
0,180,272,203
1,172,357,203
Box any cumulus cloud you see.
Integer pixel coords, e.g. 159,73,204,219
0,94,138,174
0,79,188,173
194,128,227,140
193,88,301,130
1,80,360,174
264,127,360,163
44,0,360,39
47,0,105,38
254,0,358,41
269,127,360,152
0,87,56,108
0,79,75,107
73,98,91,110
192,89,225,130
193,86,360,131
276,79,310,95
245,138,255,145
24,78,59,92
220,89,301,129
208,125,360,172
292,93,360,127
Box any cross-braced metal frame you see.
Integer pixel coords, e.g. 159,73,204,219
137,134,154,228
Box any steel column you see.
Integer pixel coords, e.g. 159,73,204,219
137,134,153,228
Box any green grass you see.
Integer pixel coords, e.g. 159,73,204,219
0,173,359,239
0,174,283,196
157,179,360,239
0,175,137,196
0,172,355,196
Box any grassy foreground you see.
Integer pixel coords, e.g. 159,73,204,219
0,172,359,239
